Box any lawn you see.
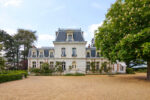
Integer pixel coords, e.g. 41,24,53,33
0,73,150,100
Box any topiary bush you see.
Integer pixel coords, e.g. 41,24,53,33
126,68,135,74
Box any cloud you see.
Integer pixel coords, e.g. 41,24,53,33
35,34,55,48
0,0,23,7
88,22,103,37
3,28,16,35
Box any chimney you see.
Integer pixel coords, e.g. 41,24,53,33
32,45,36,48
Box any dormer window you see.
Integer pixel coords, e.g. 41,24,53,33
32,51,36,57
66,30,73,41
86,52,90,57
68,35,72,41
97,52,100,57
39,51,43,57
50,52,54,58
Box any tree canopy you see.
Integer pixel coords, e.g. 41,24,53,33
95,0,150,79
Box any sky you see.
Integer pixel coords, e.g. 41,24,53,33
0,0,116,47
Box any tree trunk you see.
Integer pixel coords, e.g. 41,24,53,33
147,59,150,80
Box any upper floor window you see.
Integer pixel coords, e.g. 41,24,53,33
39,51,43,57
61,48,66,57
32,51,36,57
50,52,54,57
86,52,90,57
72,48,77,57
68,35,72,41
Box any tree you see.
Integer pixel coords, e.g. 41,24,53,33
14,29,37,69
95,0,150,79
0,30,17,68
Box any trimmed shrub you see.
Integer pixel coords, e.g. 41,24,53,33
126,68,135,74
0,70,28,83
30,68,41,73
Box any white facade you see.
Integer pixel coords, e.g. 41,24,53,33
28,29,126,74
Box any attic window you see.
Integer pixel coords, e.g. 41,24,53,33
68,35,72,41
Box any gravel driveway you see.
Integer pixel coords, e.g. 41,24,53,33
0,73,150,100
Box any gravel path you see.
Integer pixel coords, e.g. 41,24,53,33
0,73,150,100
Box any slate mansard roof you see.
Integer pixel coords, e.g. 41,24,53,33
54,29,85,42
28,47,54,58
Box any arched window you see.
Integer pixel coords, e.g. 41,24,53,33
72,61,76,68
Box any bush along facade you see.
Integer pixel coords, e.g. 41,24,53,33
0,70,28,83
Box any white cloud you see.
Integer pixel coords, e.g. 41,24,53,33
0,0,23,7
88,22,103,37
4,28,16,35
38,34,55,41
35,34,55,48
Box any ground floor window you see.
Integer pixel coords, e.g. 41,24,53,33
62,62,66,70
50,62,54,68
120,65,124,71
96,62,99,70
40,61,43,69
32,61,36,68
86,62,90,71
72,61,76,68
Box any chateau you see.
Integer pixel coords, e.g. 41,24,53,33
28,29,126,74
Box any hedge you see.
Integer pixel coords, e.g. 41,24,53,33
0,70,28,83
126,68,135,74
64,73,85,76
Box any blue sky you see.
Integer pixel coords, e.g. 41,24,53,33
0,0,116,47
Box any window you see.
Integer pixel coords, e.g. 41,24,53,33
97,52,100,57
72,61,76,68
72,48,77,57
50,62,54,68
32,52,36,57
86,62,90,71
50,52,54,57
68,35,72,41
96,62,99,70
32,61,36,68
86,52,90,57
61,48,66,57
62,62,66,70
120,65,124,71
40,61,43,69
39,51,43,57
